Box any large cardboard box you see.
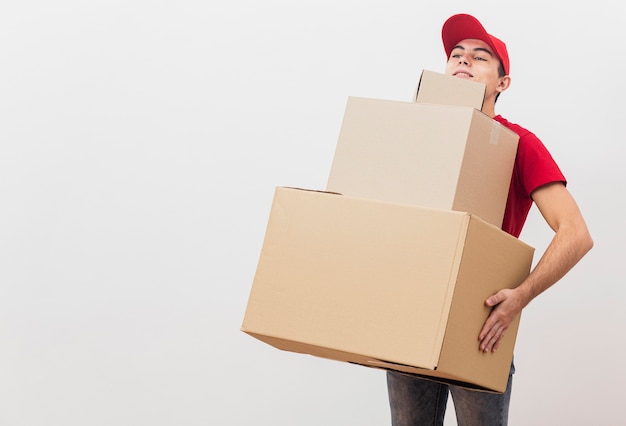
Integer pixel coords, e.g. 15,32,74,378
242,187,534,392
326,95,519,228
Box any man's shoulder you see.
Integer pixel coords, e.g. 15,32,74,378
493,115,534,140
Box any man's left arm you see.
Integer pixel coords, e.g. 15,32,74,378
478,181,594,352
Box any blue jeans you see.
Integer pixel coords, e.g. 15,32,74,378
386,363,514,426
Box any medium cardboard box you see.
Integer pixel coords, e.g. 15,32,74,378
413,69,486,110
241,187,534,392
326,95,519,228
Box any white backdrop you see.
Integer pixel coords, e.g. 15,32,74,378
1,1,624,425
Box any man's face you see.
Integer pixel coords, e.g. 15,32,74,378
444,38,505,102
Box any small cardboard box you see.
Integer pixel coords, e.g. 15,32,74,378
326,94,518,228
242,187,534,392
414,69,486,110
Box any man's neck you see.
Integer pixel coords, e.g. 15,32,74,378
482,101,496,118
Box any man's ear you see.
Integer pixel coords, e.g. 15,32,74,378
497,76,512,94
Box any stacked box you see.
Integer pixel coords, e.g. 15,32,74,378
242,71,534,393
327,71,519,228
413,69,486,108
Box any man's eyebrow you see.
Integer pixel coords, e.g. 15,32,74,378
472,47,494,56
451,45,494,56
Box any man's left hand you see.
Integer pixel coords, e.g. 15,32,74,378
478,288,524,353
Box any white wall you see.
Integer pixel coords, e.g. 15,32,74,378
1,1,623,425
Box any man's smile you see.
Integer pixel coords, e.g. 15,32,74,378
453,70,474,78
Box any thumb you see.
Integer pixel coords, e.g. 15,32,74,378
485,290,505,307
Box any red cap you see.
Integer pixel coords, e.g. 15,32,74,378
442,14,510,75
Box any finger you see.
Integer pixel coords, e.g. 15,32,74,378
485,290,505,307
485,333,499,353
480,329,496,352
485,295,499,307
492,330,505,352
480,326,505,353
479,312,500,341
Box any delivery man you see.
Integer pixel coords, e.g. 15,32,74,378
386,13,593,425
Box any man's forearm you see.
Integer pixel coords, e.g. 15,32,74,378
516,220,593,307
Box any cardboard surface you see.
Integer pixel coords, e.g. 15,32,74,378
242,188,534,392
326,96,519,228
414,70,486,111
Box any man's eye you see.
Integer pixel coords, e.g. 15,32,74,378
475,56,487,61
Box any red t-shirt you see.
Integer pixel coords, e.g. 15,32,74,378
494,115,566,238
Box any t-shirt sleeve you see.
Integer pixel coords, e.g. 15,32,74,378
517,132,567,197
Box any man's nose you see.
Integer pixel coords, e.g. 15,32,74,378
458,56,469,65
